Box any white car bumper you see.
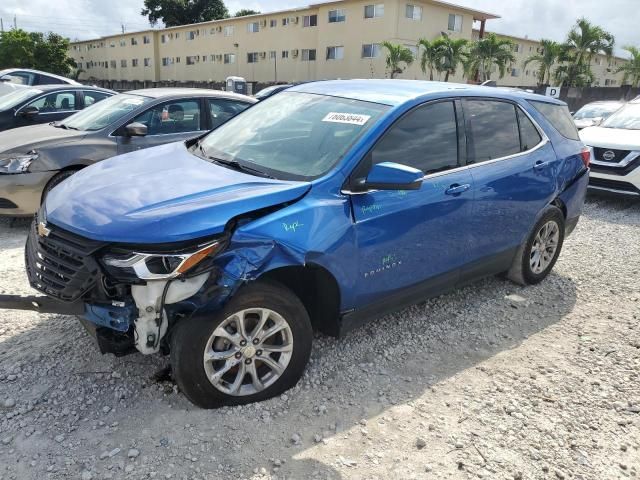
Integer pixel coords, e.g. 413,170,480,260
589,160,640,196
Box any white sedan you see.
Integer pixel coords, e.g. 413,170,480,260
580,99,640,197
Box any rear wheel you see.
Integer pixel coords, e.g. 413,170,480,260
507,206,565,285
170,281,312,408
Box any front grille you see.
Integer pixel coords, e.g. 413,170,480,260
589,177,640,194
25,217,106,302
593,147,631,163
590,155,640,176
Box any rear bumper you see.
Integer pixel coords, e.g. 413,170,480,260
0,171,53,216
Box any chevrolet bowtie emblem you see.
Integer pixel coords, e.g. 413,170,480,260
37,222,51,237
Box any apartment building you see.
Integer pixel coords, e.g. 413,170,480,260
471,30,628,88
69,0,498,84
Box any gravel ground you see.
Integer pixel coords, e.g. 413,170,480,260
0,194,638,480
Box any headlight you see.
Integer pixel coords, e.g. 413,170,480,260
103,240,224,281
0,152,38,174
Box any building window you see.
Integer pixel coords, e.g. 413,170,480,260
143,35,150,44
405,44,418,56
511,68,519,77
175,56,180,63
119,39,126,47
223,25,234,36
161,57,173,66
328,9,346,23
447,14,462,32
301,49,317,61
132,58,139,67
405,4,422,20
247,22,260,33
224,53,235,64
269,50,277,59
270,19,277,27
110,60,116,68
144,58,151,67
186,55,199,65
247,52,259,63
161,34,167,43
513,44,520,53
362,43,381,58
175,32,180,38
131,37,138,46
282,17,290,26
364,4,384,18
187,30,199,40
120,59,127,67
282,50,289,59
303,14,318,27
326,46,344,60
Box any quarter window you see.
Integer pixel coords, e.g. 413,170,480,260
131,100,202,135
465,100,521,163
517,109,543,151
371,101,459,174
364,4,384,18
529,100,579,140
448,14,463,32
328,9,346,22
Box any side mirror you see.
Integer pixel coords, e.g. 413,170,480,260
124,122,148,137
19,106,39,119
356,162,424,192
592,116,604,126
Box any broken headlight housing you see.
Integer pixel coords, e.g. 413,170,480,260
102,239,225,281
0,152,38,174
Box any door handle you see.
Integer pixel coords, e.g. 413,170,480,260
445,183,470,195
534,160,551,170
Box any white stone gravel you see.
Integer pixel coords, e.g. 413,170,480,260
0,194,638,480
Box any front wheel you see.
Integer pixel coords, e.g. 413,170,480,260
170,281,312,408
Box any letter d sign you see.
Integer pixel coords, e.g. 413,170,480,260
545,87,561,99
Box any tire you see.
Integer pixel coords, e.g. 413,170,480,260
507,206,565,286
42,170,78,204
170,280,312,408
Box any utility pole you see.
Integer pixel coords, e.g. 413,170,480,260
121,24,125,34
1,18,4,33
13,15,17,29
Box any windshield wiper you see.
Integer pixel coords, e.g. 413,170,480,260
209,156,274,179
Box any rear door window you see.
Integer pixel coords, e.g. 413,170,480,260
517,109,543,151
208,99,251,129
465,100,521,163
529,100,579,140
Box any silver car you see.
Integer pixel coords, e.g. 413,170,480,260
573,100,624,130
0,88,256,216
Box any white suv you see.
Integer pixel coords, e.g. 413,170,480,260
580,99,640,197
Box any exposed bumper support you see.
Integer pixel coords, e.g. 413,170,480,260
0,294,84,315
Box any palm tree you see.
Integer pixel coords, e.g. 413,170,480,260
417,38,443,80
464,33,515,82
438,35,468,82
616,46,640,87
523,39,562,86
381,41,414,79
560,18,615,87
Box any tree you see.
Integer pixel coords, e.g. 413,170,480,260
0,29,76,76
464,33,515,82
381,42,414,79
558,18,615,87
234,9,260,17
616,46,640,87
523,39,562,86
417,38,444,81
141,0,228,27
438,35,468,82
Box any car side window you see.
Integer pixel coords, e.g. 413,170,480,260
517,108,543,151
465,100,521,163
38,75,65,85
5,72,35,85
83,91,110,108
132,99,201,135
370,101,458,175
209,99,251,129
26,91,76,112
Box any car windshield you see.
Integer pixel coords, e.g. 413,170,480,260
0,88,41,111
60,93,152,131
573,103,622,120
602,103,640,130
198,91,389,180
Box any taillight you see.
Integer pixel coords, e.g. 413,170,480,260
580,147,591,168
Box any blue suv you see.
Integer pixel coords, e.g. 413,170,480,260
9,80,589,408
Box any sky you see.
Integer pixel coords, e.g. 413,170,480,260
0,0,636,57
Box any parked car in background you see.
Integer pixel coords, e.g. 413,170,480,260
0,68,81,86
0,85,115,132
0,81,28,98
0,88,256,215
254,84,293,101
573,100,624,129
1,80,589,408
580,99,640,197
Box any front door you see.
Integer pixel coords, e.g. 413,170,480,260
349,100,474,307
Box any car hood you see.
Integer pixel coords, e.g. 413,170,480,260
0,123,85,154
45,141,312,243
579,126,640,150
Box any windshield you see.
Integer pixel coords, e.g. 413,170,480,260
573,103,622,120
60,93,152,131
602,103,640,130
198,91,389,180
0,88,41,111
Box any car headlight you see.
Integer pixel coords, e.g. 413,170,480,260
0,152,38,174
102,240,224,281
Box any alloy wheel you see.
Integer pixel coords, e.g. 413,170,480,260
530,220,560,274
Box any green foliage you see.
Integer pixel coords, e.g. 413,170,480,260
616,46,640,88
437,35,468,82
523,39,563,86
234,9,260,17
464,33,516,81
417,38,443,81
141,0,228,27
381,41,414,79
0,29,76,76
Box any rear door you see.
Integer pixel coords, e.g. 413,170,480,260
116,98,206,154
462,98,559,268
